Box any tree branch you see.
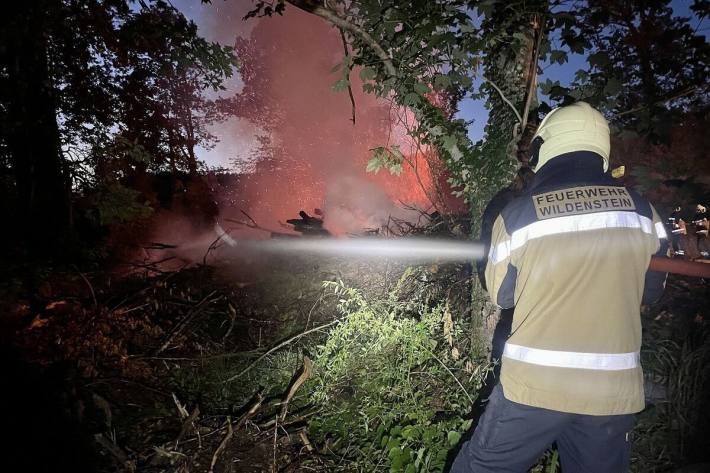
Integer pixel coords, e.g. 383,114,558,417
339,28,357,124
153,291,218,355
520,14,545,131
485,79,523,125
286,0,397,77
224,319,340,382
615,84,707,117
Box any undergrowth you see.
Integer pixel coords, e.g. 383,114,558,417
155,262,489,472
635,325,710,471
305,274,490,472
12,254,708,472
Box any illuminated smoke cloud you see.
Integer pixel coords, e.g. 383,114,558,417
207,6,441,233
322,175,405,234
143,2,464,265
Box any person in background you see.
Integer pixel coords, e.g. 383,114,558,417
693,204,709,259
668,206,686,256
451,102,667,472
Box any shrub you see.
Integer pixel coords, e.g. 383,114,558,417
307,278,489,472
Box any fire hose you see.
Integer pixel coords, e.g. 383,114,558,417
649,255,710,278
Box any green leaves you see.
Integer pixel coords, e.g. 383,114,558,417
440,134,463,162
304,0,500,205
549,50,568,65
413,82,430,95
367,146,405,175
434,74,453,90
561,31,589,54
477,0,496,17
587,51,609,68
332,55,353,92
403,92,421,106
273,0,527,213
331,77,350,92
603,77,622,96
539,78,569,100
359,66,377,81
90,182,153,226
447,430,462,446
459,21,477,34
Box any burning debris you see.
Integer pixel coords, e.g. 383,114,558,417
285,210,330,236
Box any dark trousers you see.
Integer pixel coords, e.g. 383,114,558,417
450,384,634,473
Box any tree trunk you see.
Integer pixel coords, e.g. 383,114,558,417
185,110,198,178
472,3,547,355
5,0,70,248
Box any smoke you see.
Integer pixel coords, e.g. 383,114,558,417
140,1,465,266
322,175,404,234
209,5,452,234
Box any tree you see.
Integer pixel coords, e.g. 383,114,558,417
229,0,550,356
543,0,709,142
478,1,547,167
532,0,709,216
116,1,236,179
2,0,76,243
0,0,237,252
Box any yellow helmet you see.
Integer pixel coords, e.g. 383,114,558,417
530,101,610,172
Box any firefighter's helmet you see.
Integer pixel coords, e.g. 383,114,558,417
530,101,610,172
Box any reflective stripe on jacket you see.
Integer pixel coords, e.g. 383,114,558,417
485,152,667,415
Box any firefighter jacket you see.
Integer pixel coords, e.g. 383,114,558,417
485,152,667,416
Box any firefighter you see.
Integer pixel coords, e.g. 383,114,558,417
692,204,709,259
451,102,667,472
692,204,708,235
668,206,685,256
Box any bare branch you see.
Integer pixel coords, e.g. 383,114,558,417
615,84,707,117
153,290,218,355
521,14,545,130
77,270,98,309
94,433,129,465
209,417,233,473
240,209,259,227
486,79,523,125
225,319,340,382
339,28,357,124
287,1,397,77
279,356,313,421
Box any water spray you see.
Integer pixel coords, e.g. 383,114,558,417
245,236,485,261
215,223,484,261
213,224,710,277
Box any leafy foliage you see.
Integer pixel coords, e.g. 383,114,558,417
542,0,709,142
307,276,489,472
88,182,153,226
321,0,508,207
115,1,238,176
635,280,710,470
367,145,405,175
247,0,548,239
